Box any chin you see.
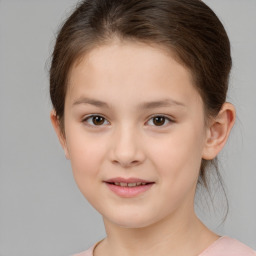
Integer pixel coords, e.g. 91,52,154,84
104,211,161,229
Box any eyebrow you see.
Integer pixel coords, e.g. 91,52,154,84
140,99,186,109
72,97,186,109
73,98,110,108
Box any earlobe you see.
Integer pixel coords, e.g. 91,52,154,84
202,103,236,160
50,110,70,159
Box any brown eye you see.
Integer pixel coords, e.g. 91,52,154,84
84,115,109,126
147,115,173,127
153,116,166,126
92,116,105,125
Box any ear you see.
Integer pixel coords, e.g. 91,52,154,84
50,110,70,159
202,102,236,160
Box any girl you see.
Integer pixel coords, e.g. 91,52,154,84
49,0,255,255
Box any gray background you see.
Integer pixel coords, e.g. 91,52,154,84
0,0,255,255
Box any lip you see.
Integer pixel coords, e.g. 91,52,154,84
104,177,155,198
105,177,153,183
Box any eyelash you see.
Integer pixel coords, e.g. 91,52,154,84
82,114,110,127
147,115,174,127
82,114,174,128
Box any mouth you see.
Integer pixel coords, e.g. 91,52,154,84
106,181,154,187
104,177,155,186
104,177,155,197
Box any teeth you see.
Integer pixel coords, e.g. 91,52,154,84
128,183,137,187
112,182,148,187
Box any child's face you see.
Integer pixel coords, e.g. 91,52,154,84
61,40,209,228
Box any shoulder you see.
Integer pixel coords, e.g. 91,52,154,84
72,246,94,256
72,245,94,256
72,237,256,256
200,236,256,256
72,241,101,256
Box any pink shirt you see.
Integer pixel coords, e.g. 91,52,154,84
72,236,256,256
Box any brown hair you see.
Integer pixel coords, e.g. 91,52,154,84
50,0,231,192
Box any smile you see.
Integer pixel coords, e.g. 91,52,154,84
104,177,155,198
109,182,149,187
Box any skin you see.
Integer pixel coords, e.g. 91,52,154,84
51,39,235,256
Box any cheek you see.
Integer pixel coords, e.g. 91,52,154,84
67,135,108,207
65,128,107,185
147,125,205,184
144,130,204,213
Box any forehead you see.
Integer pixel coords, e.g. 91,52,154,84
70,39,192,82
67,40,201,107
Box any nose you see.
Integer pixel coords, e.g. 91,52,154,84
109,125,146,168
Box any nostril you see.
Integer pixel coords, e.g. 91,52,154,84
111,159,140,168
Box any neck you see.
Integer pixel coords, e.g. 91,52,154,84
95,208,219,256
